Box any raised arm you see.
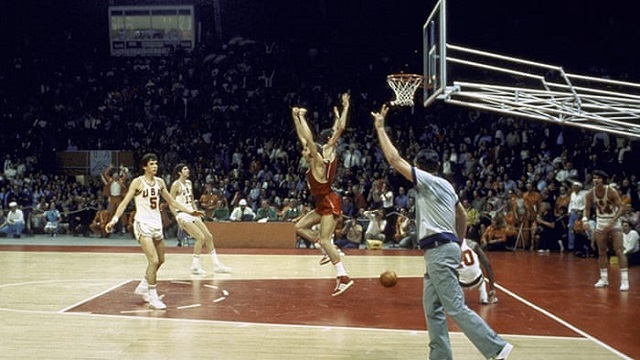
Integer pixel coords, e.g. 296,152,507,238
291,107,307,144
327,93,350,147
101,165,113,185
372,104,412,181
119,165,129,181
292,107,318,158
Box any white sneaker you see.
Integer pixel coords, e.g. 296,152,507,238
148,296,167,310
214,264,232,273
134,282,148,301
594,278,609,288
481,296,499,305
492,343,513,360
620,282,629,291
190,265,207,275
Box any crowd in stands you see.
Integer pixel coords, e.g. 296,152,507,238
1,34,639,263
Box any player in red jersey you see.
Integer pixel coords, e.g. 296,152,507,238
292,93,353,296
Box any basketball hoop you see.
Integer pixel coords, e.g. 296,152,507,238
387,73,424,107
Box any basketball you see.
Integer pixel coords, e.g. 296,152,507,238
379,270,398,287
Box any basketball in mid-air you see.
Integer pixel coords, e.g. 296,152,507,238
379,270,398,287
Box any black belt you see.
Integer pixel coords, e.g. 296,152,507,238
460,274,484,288
419,233,460,250
422,238,457,250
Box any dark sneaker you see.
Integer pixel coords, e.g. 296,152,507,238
331,276,354,297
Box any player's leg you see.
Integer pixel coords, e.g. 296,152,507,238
179,217,207,274
192,219,231,273
478,280,489,304
612,230,629,291
422,266,452,360
594,230,609,287
431,243,508,358
294,210,321,243
133,222,166,309
318,214,340,263
139,236,162,285
148,235,167,309
319,214,353,296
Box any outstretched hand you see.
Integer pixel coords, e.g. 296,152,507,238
340,92,350,107
371,104,389,130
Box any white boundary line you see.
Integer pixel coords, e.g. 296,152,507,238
495,283,632,359
58,279,132,313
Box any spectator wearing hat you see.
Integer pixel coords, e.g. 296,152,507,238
229,199,255,221
0,202,25,238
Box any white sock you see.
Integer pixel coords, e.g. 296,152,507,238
334,262,347,277
192,255,200,266
478,281,488,301
600,268,608,280
621,268,629,283
140,277,149,288
210,251,221,265
148,285,158,298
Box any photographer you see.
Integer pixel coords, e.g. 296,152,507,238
395,208,417,249
363,209,386,242
335,217,362,249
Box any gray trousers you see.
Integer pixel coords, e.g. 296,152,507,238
423,242,506,359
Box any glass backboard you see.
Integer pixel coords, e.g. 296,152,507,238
423,0,447,107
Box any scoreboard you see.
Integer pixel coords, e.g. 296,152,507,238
108,5,195,56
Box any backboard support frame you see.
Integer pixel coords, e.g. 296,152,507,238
422,0,640,139
422,0,446,107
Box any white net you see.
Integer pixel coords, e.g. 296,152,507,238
387,74,424,106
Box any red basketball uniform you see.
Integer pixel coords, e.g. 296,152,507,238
307,157,341,217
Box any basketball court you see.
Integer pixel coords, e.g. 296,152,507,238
0,236,638,359
3,0,639,359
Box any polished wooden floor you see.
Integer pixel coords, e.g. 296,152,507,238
0,237,638,359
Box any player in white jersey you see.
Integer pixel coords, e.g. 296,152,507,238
106,153,203,310
170,164,231,275
583,170,629,291
458,238,497,304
